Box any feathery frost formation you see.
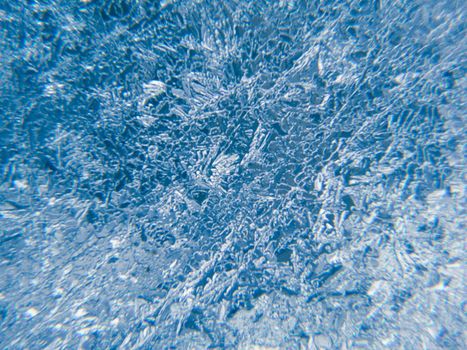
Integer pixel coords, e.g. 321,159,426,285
0,0,465,349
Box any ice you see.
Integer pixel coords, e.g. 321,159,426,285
0,0,465,349
142,80,167,97
25,308,39,318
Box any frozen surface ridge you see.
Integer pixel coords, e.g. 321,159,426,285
0,0,465,349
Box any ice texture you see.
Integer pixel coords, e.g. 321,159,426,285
0,0,465,349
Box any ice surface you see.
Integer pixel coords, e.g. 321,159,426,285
0,0,465,349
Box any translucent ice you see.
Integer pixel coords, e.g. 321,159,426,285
0,0,465,349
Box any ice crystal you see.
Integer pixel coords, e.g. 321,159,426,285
0,1,465,349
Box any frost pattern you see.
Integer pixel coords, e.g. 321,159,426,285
0,1,465,349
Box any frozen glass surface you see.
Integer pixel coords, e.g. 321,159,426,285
0,1,465,349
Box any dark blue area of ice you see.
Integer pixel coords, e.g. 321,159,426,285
0,0,465,349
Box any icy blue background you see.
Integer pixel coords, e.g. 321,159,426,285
0,0,465,349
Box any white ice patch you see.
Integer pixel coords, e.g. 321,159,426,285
44,83,64,96
143,80,166,97
137,115,157,127
110,237,123,249
74,308,87,318
212,153,239,176
13,179,29,190
138,80,168,121
160,0,176,9
25,307,39,318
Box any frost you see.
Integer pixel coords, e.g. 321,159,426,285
0,0,465,349
143,80,167,97
25,308,39,318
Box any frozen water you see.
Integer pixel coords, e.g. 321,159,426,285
0,0,465,349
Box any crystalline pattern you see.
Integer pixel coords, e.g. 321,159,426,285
0,0,465,349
